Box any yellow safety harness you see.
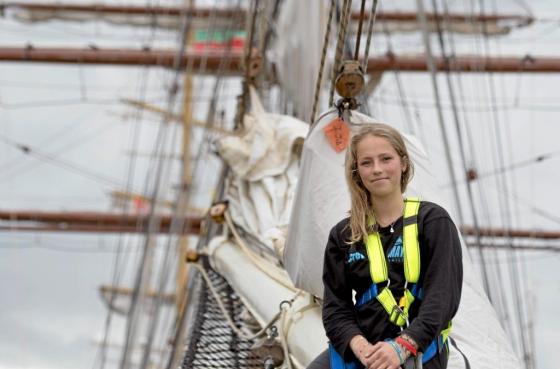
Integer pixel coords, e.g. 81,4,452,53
364,197,421,327
362,197,451,346
329,198,453,369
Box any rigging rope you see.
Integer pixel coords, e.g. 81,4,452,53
96,65,152,369
139,3,248,368
329,0,352,106
415,0,466,227
224,212,298,292
430,0,491,298
310,0,336,125
362,0,378,73
181,264,262,369
477,1,534,366
162,5,248,368
353,0,367,61
191,262,286,341
119,8,195,369
236,0,260,129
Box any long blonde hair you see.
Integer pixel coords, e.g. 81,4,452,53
345,123,414,243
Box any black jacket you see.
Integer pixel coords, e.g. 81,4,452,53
322,201,462,368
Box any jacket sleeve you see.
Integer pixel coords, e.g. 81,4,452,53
401,215,463,351
322,226,363,359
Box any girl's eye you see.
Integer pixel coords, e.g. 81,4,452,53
359,161,371,166
382,156,392,162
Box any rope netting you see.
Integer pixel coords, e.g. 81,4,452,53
181,262,262,369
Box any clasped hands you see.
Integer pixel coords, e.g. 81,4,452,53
349,335,405,369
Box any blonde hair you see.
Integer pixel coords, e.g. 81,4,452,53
345,123,414,243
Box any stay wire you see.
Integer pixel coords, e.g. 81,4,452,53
235,0,260,129
0,112,114,177
430,0,492,297
354,0,367,61
160,3,247,368
0,133,124,189
95,2,167,358
95,0,164,365
377,11,418,137
362,0,379,73
441,0,513,328
131,6,222,369
415,0,465,226
478,1,533,365
97,67,153,369
118,9,194,369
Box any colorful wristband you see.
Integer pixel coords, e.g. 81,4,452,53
388,340,405,365
396,336,417,356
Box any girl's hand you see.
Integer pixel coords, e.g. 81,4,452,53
366,341,402,369
349,336,376,367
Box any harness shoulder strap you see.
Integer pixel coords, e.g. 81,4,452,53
366,232,388,283
403,197,421,283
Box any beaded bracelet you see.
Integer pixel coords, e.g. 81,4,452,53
388,340,405,365
396,336,417,356
400,334,419,348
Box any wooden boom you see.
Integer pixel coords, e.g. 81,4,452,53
2,47,560,73
0,210,202,234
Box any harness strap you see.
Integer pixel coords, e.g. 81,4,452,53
332,198,454,369
403,198,421,283
448,336,471,369
364,197,421,326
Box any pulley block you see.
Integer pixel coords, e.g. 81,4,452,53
246,47,263,79
335,60,365,98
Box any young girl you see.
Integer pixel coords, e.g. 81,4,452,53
310,123,462,369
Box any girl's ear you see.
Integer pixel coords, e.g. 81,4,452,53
401,157,408,173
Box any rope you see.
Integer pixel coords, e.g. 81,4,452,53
354,0,367,61
310,0,336,125
278,305,293,369
191,263,285,341
181,265,262,369
224,212,298,292
119,9,196,368
329,0,352,106
362,0,378,73
236,0,260,129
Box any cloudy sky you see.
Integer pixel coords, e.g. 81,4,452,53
1,1,559,369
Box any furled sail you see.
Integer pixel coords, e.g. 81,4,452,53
216,88,308,255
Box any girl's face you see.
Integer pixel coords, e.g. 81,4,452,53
356,134,406,200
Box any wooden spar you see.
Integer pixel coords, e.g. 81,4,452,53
460,226,560,240
0,210,202,235
2,47,560,73
351,10,533,24
0,47,243,73
99,285,175,304
1,3,238,17
365,54,560,73
121,98,230,134
1,209,559,239
1,2,534,25
466,242,560,253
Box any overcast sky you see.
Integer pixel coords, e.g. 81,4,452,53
1,1,559,369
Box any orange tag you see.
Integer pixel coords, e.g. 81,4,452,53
323,117,350,153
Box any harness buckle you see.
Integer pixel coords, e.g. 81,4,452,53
390,304,408,326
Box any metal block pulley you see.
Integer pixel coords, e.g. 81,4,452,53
335,60,365,98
